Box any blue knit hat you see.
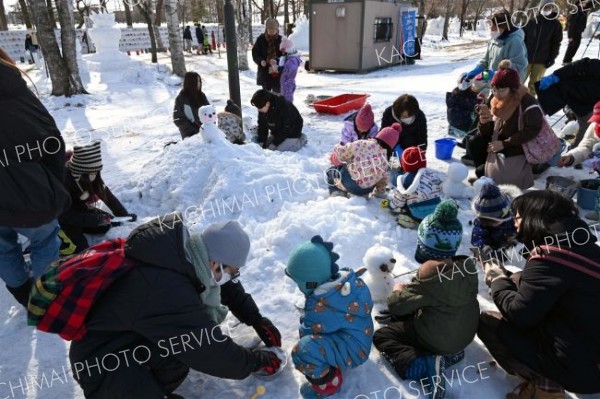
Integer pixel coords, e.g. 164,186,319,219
285,235,340,296
473,183,512,222
415,200,463,263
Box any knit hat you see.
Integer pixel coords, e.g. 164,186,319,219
415,200,463,263
472,183,512,222
280,37,294,53
199,221,251,268
355,103,375,132
588,101,600,124
265,18,279,31
225,99,242,117
285,235,340,296
376,123,402,149
401,146,427,173
68,140,103,178
251,89,271,108
491,60,520,90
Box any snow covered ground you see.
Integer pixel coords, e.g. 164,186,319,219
1,28,600,399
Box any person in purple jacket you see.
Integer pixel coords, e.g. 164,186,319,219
279,37,302,103
340,103,378,144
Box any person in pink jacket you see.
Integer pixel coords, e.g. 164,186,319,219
326,123,402,198
340,103,379,144
279,37,302,103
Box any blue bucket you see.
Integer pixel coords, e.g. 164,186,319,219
577,179,600,210
548,139,567,167
435,138,457,160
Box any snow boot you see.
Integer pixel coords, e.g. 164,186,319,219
506,381,565,399
300,367,343,398
424,355,446,399
6,278,32,308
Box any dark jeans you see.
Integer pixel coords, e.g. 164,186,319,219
373,319,430,377
466,133,491,168
326,165,374,196
563,34,582,64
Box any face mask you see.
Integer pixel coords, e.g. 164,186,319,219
89,173,97,182
401,116,415,125
211,263,234,286
541,10,552,16
490,30,501,39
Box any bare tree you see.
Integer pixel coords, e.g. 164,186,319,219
0,0,8,30
46,0,57,28
123,0,133,27
471,0,489,29
55,0,87,93
248,0,253,43
236,0,250,70
283,0,288,29
154,0,165,49
136,0,158,62
18,0,33,29
458,0,471,36
441,0,454,40
164,0,186,76
29,0,88,95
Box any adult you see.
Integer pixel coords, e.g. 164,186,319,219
251,18,283,92
558,101,600,167
475,60,543,189
536,57,600,149
478,190,600,398
0,51,70,307
463,9,528,83
380,94,427,151
173,72,210,139
195,24,204,55
250,89,307,151
183,26,192,53
562,0,593,65
67,215,283,398
522,0,563,96
24,33,37,64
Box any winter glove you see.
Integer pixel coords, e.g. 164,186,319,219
329,152,343,166
465,65,484,80
545,60,555,68
253,317,282,347
128,213,138,222
538,74,560,91
253,349,282,375
482,262,507,287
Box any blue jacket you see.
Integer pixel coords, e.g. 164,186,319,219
471,218,516,250
299,269,374,371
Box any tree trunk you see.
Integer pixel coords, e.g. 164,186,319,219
18,0,33,28
46,0,57,28
154,25,164,49
164,0,186,76
283,0,288,29
459,0,470,37
155,0,164,24
248,0,254,44
215,0,224,23
0,0,8,30
441,0,452,41
123,0,133,27
237,0,250,70
137,2,158,62
55,0,87,94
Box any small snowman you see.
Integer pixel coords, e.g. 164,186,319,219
442,163,473,199
361,245,397,303
199,105,224,143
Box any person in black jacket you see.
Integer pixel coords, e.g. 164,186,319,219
0,52,71,308
478,190,600,398
195,24,204,54
536,57,600,149
562,0,593,64
69,215,283,398
251,18,282,92
173,72,210,139
523,0,563,96
183,26,193,53
380,94,428,152
250,89,307,151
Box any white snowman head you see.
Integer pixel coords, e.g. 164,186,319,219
363,245,397,277
199,105,217,125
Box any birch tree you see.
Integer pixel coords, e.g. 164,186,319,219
165,0,186,76
236,0,250,70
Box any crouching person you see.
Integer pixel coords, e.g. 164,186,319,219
285,236,374,398
29,214,282,399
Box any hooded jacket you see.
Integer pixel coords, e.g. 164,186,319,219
173,90,210,139
257,92,303,146
251,33,283,87
387,256,480,355
0,63,70,227
477,28,528,81
389,168,443,221
523,12,563,66
380,108,428,150
69,214,263,396
491,217,600,393
280,53,302,103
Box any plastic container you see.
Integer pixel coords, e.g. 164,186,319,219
548,138,567,167
252,346,288,381
434,138,457,160
577,179,600,210
313,94,369,115
546,176,578,198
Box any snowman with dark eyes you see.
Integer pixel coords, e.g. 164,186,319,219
199,105,225,143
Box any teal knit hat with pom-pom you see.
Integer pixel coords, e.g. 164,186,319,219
285,235,340,296
415,200,463,263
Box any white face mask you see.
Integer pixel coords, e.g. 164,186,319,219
89,173,97,182
211,263,236,286
490,30,501,39
401,115,416,125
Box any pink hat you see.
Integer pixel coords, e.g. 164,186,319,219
376,123,402,149
280,37,294,53
588,101,600,124
355,103,375,132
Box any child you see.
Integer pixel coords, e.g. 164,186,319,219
446,73,479,139
279,37,302,103
385,147,442,229
285,235,374,398
340,103,379,144
326,123,401,197
415,200,463,263
59,141,135,252
471,183,517,256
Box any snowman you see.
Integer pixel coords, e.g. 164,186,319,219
199,105,225,143
361,245,397,303
442,163,473,199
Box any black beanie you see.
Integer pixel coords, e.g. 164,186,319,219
225,99,242,117
251,90,271,108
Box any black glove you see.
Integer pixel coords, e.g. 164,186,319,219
546,60,555,68
128,213,138,222
253,349,282,375
253,317,282,347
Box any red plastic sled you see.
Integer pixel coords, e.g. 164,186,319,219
313,93,369,115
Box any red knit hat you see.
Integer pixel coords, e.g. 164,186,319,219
376,123,402,149
355,103,375,132
491,60,520,90
401,146,426,173
588,101,600,124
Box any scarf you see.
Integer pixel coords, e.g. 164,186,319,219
266,33,278,64
490,85,529,122
184,236,229,324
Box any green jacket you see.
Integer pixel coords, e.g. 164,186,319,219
387,256,480,355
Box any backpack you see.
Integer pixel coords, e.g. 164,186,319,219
27,238,137,340
529,245,600,280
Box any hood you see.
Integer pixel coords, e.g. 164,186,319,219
310,268,372,315
416,257,479,307
125,212,202,288
546,216,598,248
498,27,524,44
397,168,428,195
0,64,27,100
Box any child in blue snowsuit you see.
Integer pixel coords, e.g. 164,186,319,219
285,235,374,398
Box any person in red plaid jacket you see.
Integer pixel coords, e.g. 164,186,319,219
68,214,282,399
